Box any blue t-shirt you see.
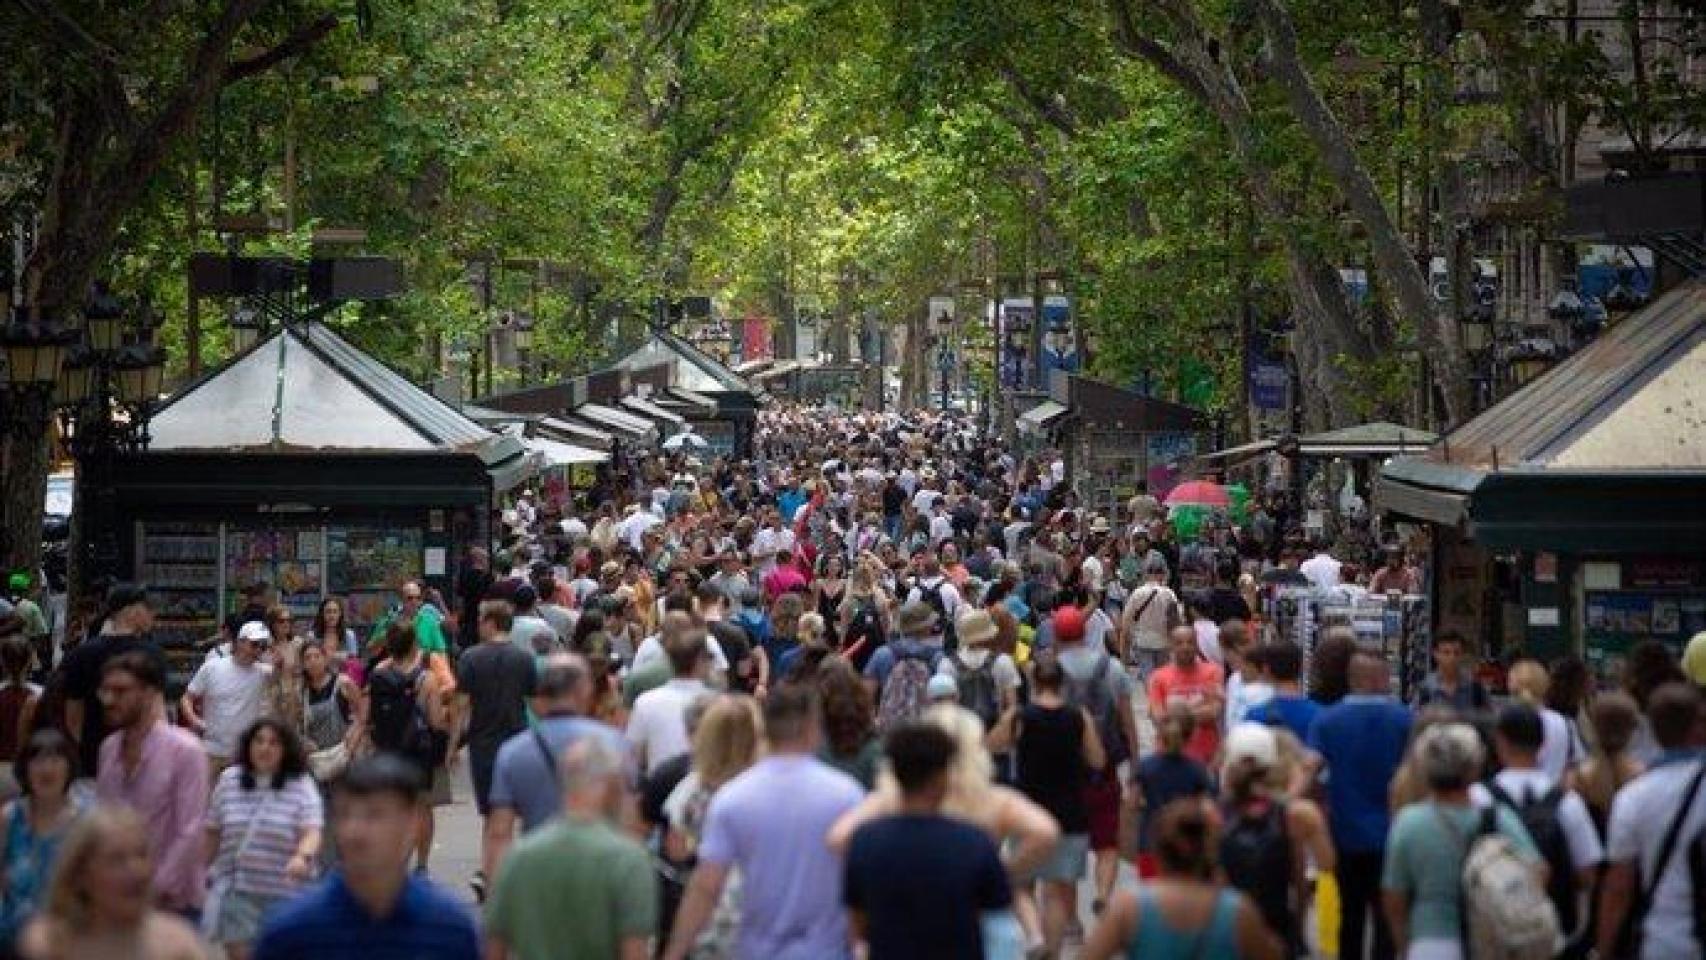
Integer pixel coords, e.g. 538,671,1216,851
489,715,630,832
253,871,479,960
778,488,807,522
842,811,1003,960
1135,752,1213,850
1307,694,1413,853
844,814,1012,960
1245,693,1321,745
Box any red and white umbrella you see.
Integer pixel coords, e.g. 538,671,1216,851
1164,480,1230,508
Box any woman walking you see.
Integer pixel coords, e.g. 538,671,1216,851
987,653,1103,957
299,643,361,784
203,719,323,960
18,805,203,959
1082,799,1282,960
310,598,360,674
0,732,80,953
662,696,764,959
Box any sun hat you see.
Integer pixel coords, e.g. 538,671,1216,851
1222,723,1279,774
896,600,939,636
956,609,998,647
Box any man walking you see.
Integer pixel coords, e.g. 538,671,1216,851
453,600,537,902
664,685,863,960
94,651,209,919
485,737,656,960
626,617,715,774
61,583,167,778
254,755,479,959
1054,604,1138,917
1308,649,1412,960
180,619,273,780
844,722,1011,959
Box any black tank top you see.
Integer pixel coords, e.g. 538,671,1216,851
1016,703,1088,833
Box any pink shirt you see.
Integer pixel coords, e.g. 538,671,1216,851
762,566,807,604
96,719,210,910
1148,661,1226,765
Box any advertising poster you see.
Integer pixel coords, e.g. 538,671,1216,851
1041,295,1079,377
999,298,1032,389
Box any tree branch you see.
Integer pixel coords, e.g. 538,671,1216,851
995,57,1078,137
1104,0,1211,105
223,13,340,83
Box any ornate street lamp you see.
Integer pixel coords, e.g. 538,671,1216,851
1,308,80,389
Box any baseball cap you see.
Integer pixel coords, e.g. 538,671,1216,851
238,621,272,644
1223,723,1279,772
1051,605,1086,643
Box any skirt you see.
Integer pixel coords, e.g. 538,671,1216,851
212,889,285,945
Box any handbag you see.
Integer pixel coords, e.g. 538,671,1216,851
201,792,274,939
307,741,349,781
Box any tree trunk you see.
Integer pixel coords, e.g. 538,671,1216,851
1105,0,1377,427
1249,0,1471,425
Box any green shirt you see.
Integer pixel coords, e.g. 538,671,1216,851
486,815,657,959
370,603,447,655
1381,800,1539,943
12,599,47,639
622,660,672,708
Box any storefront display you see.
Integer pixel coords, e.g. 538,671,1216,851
329,528,423,627
140,522,222,650
1582,556,1706,677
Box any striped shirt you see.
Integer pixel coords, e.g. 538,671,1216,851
206,767,323,898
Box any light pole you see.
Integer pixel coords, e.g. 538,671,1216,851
0,307,80,571
53,292,166,597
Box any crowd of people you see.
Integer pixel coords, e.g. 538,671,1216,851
0,404,1701,959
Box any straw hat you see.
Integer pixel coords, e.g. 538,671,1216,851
896,600,939,636
956,609,998,647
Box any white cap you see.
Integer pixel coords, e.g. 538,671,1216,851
1222,723,1279,773
237,621,271,643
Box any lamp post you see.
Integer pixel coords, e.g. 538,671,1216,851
54,294,167,597
0,307,80,570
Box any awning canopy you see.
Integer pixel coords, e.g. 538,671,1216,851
538,416,613,448
571,402,655,439
1018,400,1071,434
1377,279,1706,551
1186,438,1277,474
751,360,801,383
524,436,609,467
657,386,718,415
620,394,686,426
1298,421,1437,458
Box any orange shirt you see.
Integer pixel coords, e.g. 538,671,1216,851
1148,660,1226,764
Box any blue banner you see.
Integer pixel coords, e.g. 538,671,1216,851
1249,359,1289,411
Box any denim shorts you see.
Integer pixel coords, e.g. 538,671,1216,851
1031,832,1090,883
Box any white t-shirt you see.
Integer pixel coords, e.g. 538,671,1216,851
1224,675,1273,729
1124,583,1178,650
1535,706,1581,782
1083,608,1115,653
929,514,954,546
630,633,729,676
912,489,938,514
1299,553,1343,590
1081,556,1105,593
186,656,273,758
1470,768,1604,873
906,578,963,622
1193,619,1223,667
625,678,713,773
1606,759,1706,960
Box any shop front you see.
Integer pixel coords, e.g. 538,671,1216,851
1378,279,1706,680
124,321,528,652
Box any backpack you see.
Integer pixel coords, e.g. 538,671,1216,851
1486,780,1579,937
843,597,885,668
876,647,940,732
1220,800,1300,953
1060,652,1129,769
367,665,443,766
952,651,1000,730
915,579,958,650
1448,805,1562,960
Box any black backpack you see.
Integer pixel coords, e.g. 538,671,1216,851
368,664,443,766
1486,780,1579,935
915,578,958,650
952,651,1000,730
1220,800,1300,953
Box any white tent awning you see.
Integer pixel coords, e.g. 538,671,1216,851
525,437,609,466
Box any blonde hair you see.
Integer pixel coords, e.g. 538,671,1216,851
1507,660,1550,706
873,704,999,823
41,804,148,931
798,612,827,647
693,696,763,791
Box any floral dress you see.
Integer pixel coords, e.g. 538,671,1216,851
664,773,742,959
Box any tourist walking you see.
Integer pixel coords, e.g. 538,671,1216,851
203,720,323,959
0,731,80,951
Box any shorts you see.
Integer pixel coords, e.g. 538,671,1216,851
212,889,285,945
1084,775,1121,850
1031,833,1090,884
470,747,497,816
430,763,453,807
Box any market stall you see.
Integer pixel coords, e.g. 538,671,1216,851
1377,279,1706,678
115,321,528,651
612,329,763,457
